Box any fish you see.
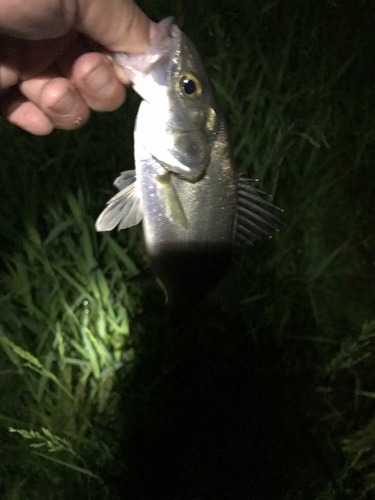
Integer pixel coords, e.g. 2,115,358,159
95,18,282,306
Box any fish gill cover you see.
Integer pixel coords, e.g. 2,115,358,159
96,18,282,306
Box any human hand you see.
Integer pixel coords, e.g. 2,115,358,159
0,0,160,135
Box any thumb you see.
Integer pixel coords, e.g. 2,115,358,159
0,0,157,53
77,0,157,53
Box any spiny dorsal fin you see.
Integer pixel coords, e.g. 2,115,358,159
95,178,143,232
234,174,283,247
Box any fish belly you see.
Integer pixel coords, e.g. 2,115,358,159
137,120,236,306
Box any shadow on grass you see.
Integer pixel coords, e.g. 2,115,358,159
108,299,340,500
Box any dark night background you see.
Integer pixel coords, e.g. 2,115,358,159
1,1,375,499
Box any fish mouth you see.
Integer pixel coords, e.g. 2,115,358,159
114,18,180,84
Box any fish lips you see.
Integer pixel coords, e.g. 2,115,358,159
114,18,180,83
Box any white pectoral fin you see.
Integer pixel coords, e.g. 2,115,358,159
95,180,143,232
155,172,188,229
113,170,137,191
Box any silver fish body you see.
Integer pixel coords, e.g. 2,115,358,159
96,19,281,305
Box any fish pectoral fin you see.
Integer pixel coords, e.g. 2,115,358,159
234,174,283,247
95,180,143,232
155,172,188,229
113,170,136,191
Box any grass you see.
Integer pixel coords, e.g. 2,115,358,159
0,177,144,497
1,0,375,498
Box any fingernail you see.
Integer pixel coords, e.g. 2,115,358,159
148,21,165,46
49,89,77,116
0,65,19,91
84,62,113,94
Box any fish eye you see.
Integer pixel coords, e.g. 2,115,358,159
178,73,202,98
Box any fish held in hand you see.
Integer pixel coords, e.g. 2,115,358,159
96,18,282,306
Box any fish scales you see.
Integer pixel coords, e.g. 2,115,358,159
137,116,236,250
96,18,282,305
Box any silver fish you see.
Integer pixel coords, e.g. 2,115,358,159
96,18,281,305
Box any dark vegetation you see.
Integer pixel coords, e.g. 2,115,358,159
1,0,375,498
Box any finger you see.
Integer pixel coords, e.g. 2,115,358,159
0,0,157,52
0,36,21,91
0,32,77,91
0,0,76,39
70,52,126,112
19,72,90,130
18,32,77,80
113,61,133,86
0,88,53,135
77,0,159,53
0,62,19,91
55,36,127,111
55,33,132,87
